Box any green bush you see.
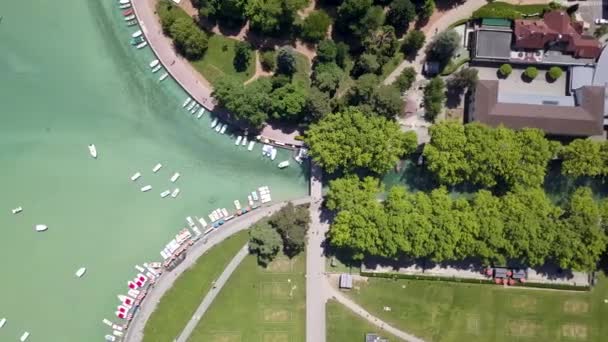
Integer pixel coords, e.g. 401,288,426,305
499,63,512,77
524,66,538,80
260,50,276,71
301,10,331,42
548,66,563,80
440,57,470,76
472,2,552,20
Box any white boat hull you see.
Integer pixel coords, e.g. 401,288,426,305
88,144,97,158
75,267,87,278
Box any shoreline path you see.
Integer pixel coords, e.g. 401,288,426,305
132,0,303,147
124,197,311,342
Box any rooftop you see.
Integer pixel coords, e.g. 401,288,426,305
475,28,512,60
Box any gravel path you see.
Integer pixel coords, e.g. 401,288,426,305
175,244,250,342
124,197,311,342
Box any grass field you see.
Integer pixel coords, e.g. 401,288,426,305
292,51,312,89
327,300,404,342
189,252,306,342
472,1,554,19
347,275,608,342
191,34,255,87
142,231,249,342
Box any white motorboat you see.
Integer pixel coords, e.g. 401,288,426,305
105,334,117,342
35,224,48,232
270,148,277,160
119,0,131,4
190,104,199,114
278,160,290,169
131,30,142,38
12,206,22,214
159,72,169,81
102,319,113,327
141,185,152,192
131,172,141,181
75,267,87,278
186,101,196,111
234,200,241,210
20,332,29,342
196,108,205,119
242,136,248,146
127,289,140,297
221,208,229,217
136,41,148,49
182,97,192,108
88,144,97,158
152,163,162,172
170,172,180,182
208,213,215,222
251,191,259,201
149,59,159,68
171,188,180,198
151,65,162,73
220,124,227,134
210,118,218,128
262,144,272,156
119,3,131,9
235,136,242,145
186,216,196,228
214,123,222,132
248,141,255,151
160,190,171,198
135,265,145,272
198,217,207,227
124,14,135,21
113,330,124,337
0,318,6,328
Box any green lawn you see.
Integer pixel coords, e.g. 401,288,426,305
292,51,312,89
346,275,608,342
142,231,249,342
327,300,405,342
191,34,256,87
189,252,306,342
472,1,554,19
380,51,405,80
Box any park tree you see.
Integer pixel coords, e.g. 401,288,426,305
335,42,350,68
423,120,469,185
447,67,478,94
524,66,538,80
509,128,559,188
326,175,381,211
159,3,178,33
423,76,445,121
386,0,416,29
548,66,563,81
269,203,311,256
402,30,426,55
369,85,404,118
499,63,512,77
356,6,386,38
246,0,308,34
212,77,271,127
305,87,332,120
198,0,247,26
305,108,418,174
426,29,460,64
354,53,381,75
561,139,606,177
337,0,374,35
276,47,297,75
417,0,435,21
233,41,252,72
347,73,380,105
312,62,343,95
249,221,283,266
169,18,209,60
260,50,276,71
301,10,331,42
471,190,508,265
363,26,399,65
269,84,309,121
316,39,338,63
394,66,417,92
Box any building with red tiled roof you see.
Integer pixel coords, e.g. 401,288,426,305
514,10,601,59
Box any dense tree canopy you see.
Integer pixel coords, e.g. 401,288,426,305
316,39,338,63
305,108,418,174
268,203,311,256
363,26,399,65
269,83,309,121
246,0,308,34
301,10,331,42
326,176,608,270
426,29,460,65
312,62,343,95
560,139,608,177
305,87,332,120
402,30,425,55
212,77,271,127
423,121,559,188
169,18,209,60
249,221,283,266
423,76,445,121
277,47,297,75
394,66,417,92
386,0,416,29
197,0,247,26
233,41,252,72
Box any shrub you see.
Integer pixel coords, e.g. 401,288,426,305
548,66,563,80
402,30,426,55
499,63,512,77
524,66,538,80
301,10,331,42
233,41,252,72
395,67,416,92
260,50,276,71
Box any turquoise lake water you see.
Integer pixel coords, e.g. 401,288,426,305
0,1,308,340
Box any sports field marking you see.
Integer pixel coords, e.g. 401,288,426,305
561,323,588,340
509,295,538,311
262,331,289,342
262,308,292,323
209,331,241,342
563,300,589,314
264,256,294,273
507,319,540,337
260,282,291,300
466,315,481,335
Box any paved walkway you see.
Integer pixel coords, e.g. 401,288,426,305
175,243,250,342
132,0,303,146
124,197,311,342
328,284,425,342
305,162,329,342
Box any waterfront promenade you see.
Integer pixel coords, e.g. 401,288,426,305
132,0,303,147
124,197,311,342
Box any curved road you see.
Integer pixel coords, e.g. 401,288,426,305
124,197,311,342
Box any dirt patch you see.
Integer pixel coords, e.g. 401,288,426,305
265,256,294,273
210,332,241,342
262,331,289,342
563,300,589,314
261,282,291,300
263,308,291,322
466,315,481,335
507,320,540,337
510,295,537,312
561,324,588,340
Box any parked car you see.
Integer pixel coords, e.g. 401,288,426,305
595,18,608,25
